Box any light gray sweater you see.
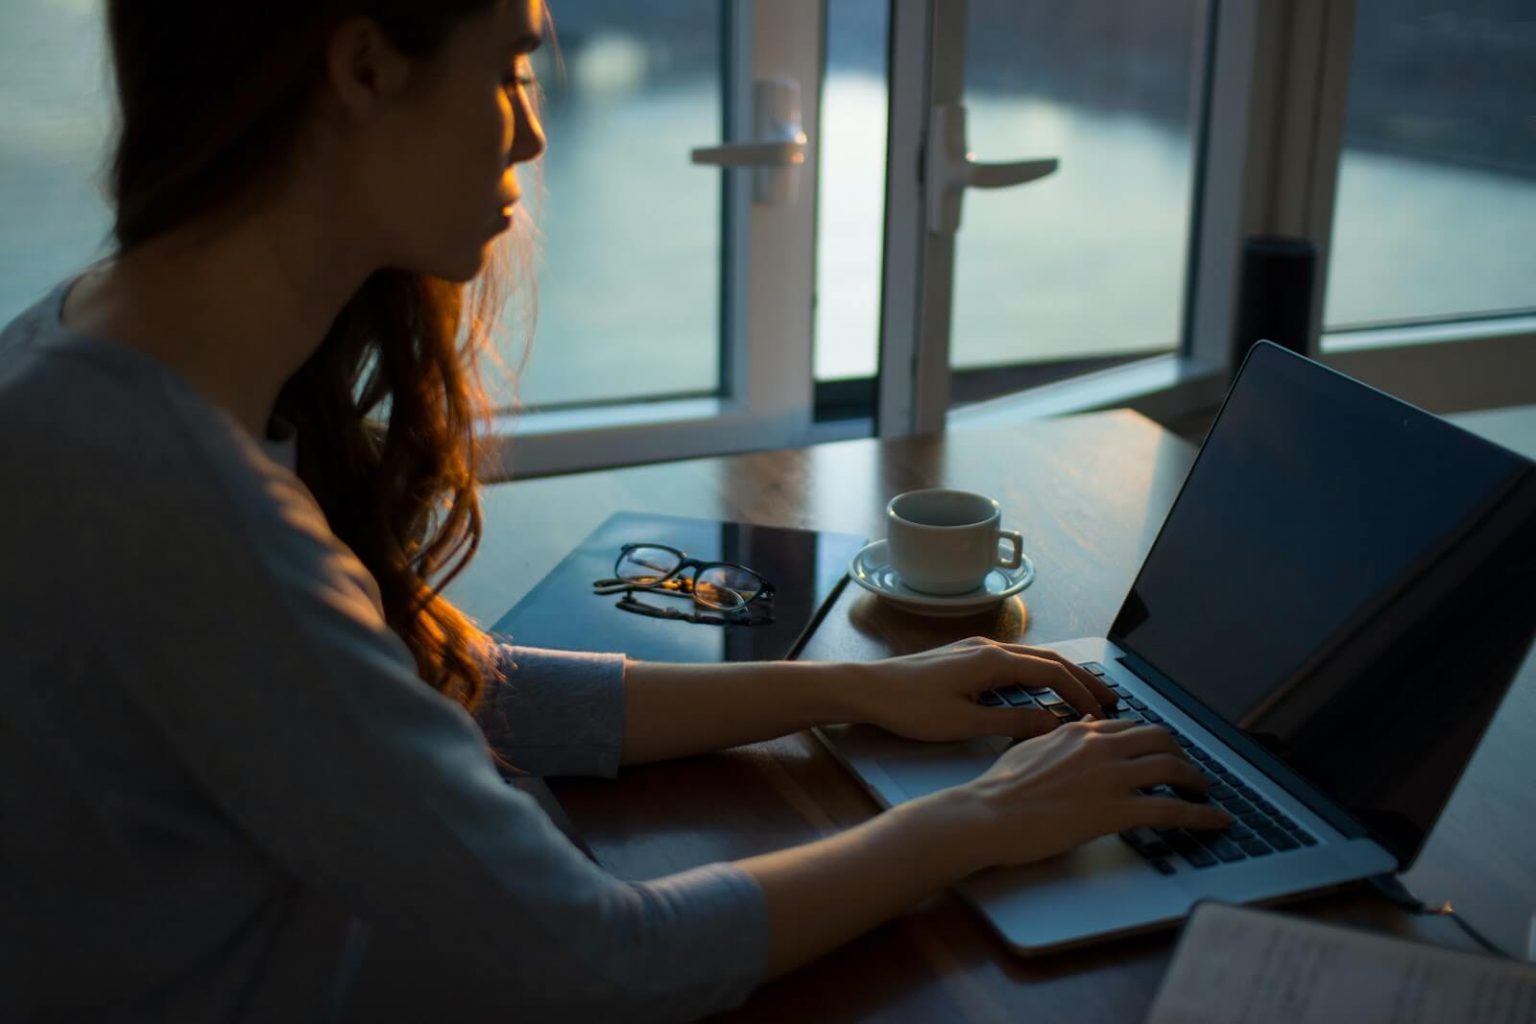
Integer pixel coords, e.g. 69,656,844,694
0,278,768,1022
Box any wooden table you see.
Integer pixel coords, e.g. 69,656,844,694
448,410,1536,1022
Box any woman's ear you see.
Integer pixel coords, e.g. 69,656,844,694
325,16,414,122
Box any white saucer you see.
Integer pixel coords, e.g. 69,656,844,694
847,539,1035,617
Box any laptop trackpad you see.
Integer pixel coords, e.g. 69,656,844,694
873,739,1005,800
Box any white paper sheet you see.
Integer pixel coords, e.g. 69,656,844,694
1145,902,1536,1024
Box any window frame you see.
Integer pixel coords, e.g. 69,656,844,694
487,0,1534,478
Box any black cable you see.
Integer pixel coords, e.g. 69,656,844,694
1368,873,1513,959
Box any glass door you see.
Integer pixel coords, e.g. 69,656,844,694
876,0,1215,434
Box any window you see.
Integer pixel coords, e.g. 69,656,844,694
4,1,1529,474
515,4,723,409
948,1,1206,400
813,0,890,394
0,1,113,324
1323,0,1536,335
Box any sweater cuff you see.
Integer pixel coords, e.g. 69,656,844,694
477,643,627,778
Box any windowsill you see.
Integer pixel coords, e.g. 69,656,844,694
478,396,871,480
488,396,728,437
1322,313,1536,353
949,353,1230,427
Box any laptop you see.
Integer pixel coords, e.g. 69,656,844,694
816,341,1536,954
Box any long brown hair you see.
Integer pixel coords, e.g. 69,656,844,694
106,1,529,709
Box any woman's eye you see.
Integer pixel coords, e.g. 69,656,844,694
502,59,536,90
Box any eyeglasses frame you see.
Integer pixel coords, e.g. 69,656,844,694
596,542,776,612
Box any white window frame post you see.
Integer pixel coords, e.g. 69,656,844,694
875,0,958,438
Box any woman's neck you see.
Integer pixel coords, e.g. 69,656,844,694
62,194,375,441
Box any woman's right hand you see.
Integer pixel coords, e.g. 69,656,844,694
946,717,1231,873
742,716,1231,978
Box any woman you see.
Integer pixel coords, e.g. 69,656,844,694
0,0,1228,1019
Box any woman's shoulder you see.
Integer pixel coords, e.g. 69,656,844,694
1,275,332,573
2,273,283,491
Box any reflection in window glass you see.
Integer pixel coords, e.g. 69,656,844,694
0,1,113,325
520,3,721,408
952,2,1203,372
1324,1,1536,333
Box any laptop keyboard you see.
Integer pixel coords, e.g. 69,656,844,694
978,662,1318,874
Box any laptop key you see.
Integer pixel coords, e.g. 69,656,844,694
997,687,1037,708
1148,858,1176,875
1204,836,1247,863
1239,838,1274,856
1119,828,1175,863
978,690,1005,707
1080,662,1107,676
1259,828,1299,851
1167,835,1218,869
1141,709,1163,723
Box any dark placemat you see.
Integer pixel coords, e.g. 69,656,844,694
490,511,867,663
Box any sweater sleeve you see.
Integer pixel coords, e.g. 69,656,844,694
475,643,628,778
113,427,770,1022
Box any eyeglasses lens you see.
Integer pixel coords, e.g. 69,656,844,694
694,565,762,610
616,546,682,586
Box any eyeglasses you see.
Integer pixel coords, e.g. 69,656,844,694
592,543,775,625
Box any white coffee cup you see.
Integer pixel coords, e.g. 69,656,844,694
885,488,1024,595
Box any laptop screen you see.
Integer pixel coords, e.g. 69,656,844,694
1111,343,1536,863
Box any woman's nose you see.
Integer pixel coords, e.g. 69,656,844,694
509,92,545,166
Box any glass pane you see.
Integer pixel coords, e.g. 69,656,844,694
814,0,890,383
1323,1,1536,334
507,3,722,409
0,1,114,325
950,2,1204,385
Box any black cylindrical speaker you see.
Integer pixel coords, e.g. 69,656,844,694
1232,235,1317,369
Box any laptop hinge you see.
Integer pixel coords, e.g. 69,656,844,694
1114,647,1375,845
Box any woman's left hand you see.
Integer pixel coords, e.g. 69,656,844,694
845,637,1120,743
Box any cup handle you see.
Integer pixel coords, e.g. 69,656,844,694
997,530,1023,569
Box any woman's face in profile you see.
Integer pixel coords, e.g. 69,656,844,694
363,0,546,282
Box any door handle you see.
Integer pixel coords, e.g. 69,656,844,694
927,102,1058,235
691,77,807,204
